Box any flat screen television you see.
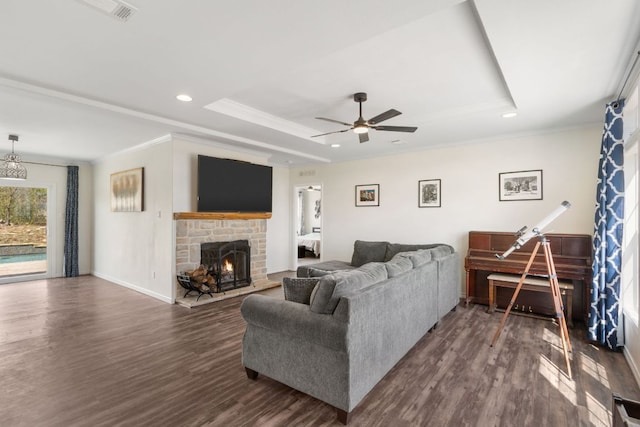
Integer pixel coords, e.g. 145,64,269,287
197,155,273,213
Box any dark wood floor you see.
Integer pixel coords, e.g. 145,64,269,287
1,275,638,426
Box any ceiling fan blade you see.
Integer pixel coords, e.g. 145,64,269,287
372,125,418,133
368,109,401,125
359,132,369,143
311,128,352,137
315,117,353,127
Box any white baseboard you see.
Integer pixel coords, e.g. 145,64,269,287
92,271,174,304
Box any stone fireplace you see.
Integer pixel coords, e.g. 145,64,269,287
174,212,277,307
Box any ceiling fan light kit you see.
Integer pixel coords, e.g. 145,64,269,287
312,92,418,143
0,134,28,180
353,124,368,134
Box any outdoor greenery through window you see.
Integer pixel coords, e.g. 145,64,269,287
0,186,47,277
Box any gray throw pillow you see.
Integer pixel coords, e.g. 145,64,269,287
282,277,319,305
351,240,389,267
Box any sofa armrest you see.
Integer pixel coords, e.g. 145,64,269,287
241,294,348,351
437,252,461,318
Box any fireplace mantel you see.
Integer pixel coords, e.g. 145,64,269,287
173,212,272,220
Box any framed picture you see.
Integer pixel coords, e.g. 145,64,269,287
110,167,144,212
355,184,380,207
499,169,542,201
418,179,441,208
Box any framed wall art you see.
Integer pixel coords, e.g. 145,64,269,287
418,179,441,208
110,167,144,212
499,169,542,201
355,184,380,207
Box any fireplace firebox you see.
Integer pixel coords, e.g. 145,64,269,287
201,240,251,292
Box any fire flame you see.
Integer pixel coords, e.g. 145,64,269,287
223,259,233,272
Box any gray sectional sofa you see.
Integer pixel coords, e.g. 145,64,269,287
240,241,460,424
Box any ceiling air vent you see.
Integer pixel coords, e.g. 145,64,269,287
77,0,138,22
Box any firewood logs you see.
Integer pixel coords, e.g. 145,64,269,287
186,265,218,293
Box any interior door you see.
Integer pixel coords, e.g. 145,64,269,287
294,185,322,269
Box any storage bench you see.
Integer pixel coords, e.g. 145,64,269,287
487,273,574,327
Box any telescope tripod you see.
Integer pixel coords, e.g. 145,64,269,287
490,234,573,379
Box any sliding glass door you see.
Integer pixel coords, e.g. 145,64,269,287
0,185,47,279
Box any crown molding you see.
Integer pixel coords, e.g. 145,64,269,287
0,76,331,164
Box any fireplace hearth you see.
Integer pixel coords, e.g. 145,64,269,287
200,240,251,292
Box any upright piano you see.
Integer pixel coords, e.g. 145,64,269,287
464,231,592,322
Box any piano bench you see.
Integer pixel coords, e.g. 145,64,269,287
487,273,574,327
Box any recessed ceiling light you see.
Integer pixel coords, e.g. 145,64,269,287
330,143,341,148
176,94,193,102
502,111,517,118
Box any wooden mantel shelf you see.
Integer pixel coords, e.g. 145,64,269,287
173,212,272,220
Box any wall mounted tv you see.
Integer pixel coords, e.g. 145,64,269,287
197,155,273,213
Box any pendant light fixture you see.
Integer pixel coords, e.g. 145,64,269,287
0,135,28,180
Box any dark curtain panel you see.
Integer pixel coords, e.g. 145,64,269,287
64,165,79,277
588,100,624,349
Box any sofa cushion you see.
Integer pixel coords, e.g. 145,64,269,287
385,255,414,277
387,250,432,267
309,262,388,314
408,249,432,267
357,261,387,275
351,240,389,267
384,243,453,261
296,260,355,278
282,277,319,305
307,267,333,277
427,245,454,259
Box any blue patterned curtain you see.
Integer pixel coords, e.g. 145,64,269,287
64,165,79,277
588,100,625,349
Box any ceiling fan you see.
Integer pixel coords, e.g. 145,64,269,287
312,92,418,143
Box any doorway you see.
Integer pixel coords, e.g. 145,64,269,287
0,185,48,279
294,184,322,269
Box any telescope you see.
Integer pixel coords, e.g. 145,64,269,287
496,201,571,260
